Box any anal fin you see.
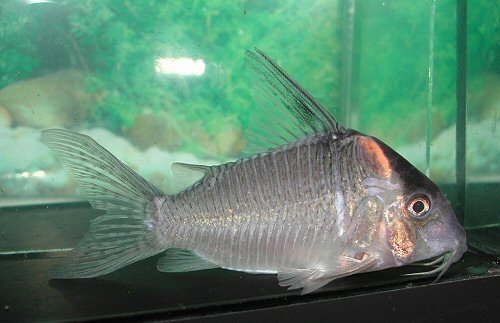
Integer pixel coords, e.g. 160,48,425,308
277,254,376,295
157,248,219,272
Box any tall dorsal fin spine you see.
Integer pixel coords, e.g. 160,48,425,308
253,48,343,134
243,48,347,154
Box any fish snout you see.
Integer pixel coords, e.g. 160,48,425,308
421,202,467,261
442,203,467,261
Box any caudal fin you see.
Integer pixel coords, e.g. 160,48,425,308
41,129,166,278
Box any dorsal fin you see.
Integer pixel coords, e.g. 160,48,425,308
244,48,346,153
170,162,213,192
172,162,213,174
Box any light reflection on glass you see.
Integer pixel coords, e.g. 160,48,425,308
155,57,206,76
2,170,47,179
23,0,54,4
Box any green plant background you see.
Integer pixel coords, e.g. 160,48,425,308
0,0,498,153
0,0,340,155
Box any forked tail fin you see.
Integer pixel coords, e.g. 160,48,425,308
41,129,166,278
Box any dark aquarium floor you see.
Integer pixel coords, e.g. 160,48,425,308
0,203,499,322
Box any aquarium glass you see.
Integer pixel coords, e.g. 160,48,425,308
0,0,341,203
1,0,499,321
463,1,500,253
353,0,457,183
354,0,499,253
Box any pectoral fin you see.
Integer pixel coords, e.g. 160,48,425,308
277,254,377,295
157,249,219,272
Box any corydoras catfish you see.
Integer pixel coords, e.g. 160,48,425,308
41,49,466,294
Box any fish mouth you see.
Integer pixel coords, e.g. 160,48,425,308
404,249,459,282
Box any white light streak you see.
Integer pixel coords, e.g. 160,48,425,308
155,57,206,76
24,0,54,4
11,170,47,179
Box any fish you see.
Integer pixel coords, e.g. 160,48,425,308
41,48,467,294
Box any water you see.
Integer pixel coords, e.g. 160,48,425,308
0,0,499,320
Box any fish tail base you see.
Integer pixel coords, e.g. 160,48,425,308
41,128,166,279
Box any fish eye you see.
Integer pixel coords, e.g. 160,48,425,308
407,195,431,218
